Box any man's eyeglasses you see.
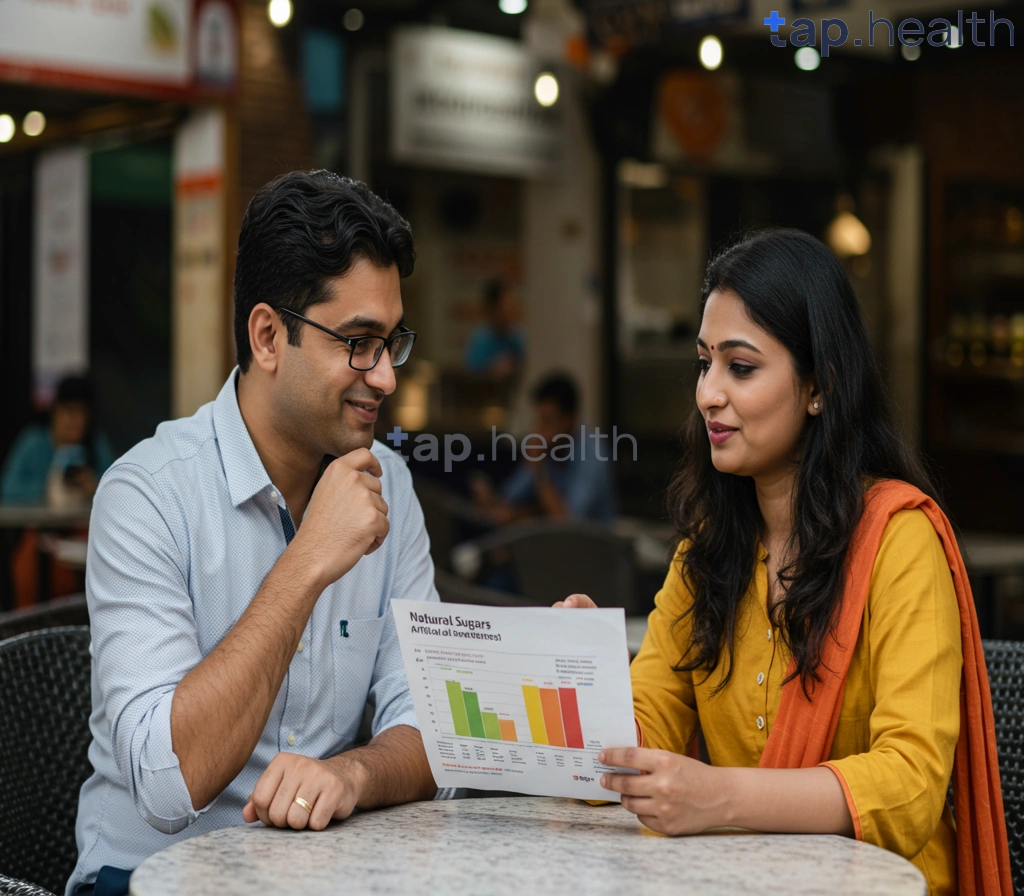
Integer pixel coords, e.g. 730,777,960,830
274,307,417,371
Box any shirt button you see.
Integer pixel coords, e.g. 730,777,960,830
297,641,304,653
287,732,296,746
766,629,772,641
757,672,765,685
756,716,765,730
270,490,279,502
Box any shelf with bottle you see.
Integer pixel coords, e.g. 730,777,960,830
934,311,1024,381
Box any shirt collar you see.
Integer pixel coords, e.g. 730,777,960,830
212,368,274,508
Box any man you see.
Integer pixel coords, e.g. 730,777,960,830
68,171,439,896
462,277,525,378
471,373,617,525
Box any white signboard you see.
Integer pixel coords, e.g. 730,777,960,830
0,0,192,88
33,147,89,398
391,26,566,179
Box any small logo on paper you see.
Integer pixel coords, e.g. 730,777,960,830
574,775,595,783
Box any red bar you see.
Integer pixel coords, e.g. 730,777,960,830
558,688,584,749
539,688,566,747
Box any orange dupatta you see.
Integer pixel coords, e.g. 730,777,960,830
758,479,1012,896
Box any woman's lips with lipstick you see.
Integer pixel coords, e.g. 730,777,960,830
707,421,738,445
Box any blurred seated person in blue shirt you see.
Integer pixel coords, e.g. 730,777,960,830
471,373,617,525
463,277,525,378
1,375,114,505
67,171,439,896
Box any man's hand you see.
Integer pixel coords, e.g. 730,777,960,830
290,449,390,590
242,753,366,831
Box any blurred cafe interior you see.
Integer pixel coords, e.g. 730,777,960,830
1,1,1023,627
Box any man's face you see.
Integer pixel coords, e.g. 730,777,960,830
533,399,574,448
275,258,404,459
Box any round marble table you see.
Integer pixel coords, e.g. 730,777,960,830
129,797,926,896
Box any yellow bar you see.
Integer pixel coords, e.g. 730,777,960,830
522,685,549,745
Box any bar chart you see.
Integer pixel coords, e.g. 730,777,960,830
436,668,595,751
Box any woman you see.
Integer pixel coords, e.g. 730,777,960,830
559,229,1010,895
1,374,114,505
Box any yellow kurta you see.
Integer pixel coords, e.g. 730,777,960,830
631,509,962,895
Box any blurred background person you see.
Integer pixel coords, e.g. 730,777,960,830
1,374,114,507
463,277,525,379
471,372,616,525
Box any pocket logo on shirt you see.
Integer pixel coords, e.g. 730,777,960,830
339,619,349,638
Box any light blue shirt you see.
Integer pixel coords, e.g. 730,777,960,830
462,323,525,373
68,371,439,893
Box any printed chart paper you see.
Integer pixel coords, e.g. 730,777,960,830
392,600,638,801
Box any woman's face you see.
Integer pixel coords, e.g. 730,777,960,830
695,288,819,482
52,401,90,446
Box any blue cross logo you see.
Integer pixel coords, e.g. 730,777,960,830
763,10,785,31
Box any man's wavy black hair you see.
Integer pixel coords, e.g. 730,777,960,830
233,170,415,373
667,228,944,694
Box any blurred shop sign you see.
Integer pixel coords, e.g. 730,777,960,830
33,147,89,403
173,108,228,417
391,26,566,179
0,0,238,99
581,0,750,46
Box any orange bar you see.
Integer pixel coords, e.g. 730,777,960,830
539,688,566,747
498,719,518,742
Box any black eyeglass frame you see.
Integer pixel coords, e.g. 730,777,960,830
274,306,417,370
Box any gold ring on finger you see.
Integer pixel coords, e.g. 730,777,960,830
293,796,313,813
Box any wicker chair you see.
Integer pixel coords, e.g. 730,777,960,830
0,627,93,896
0,872,56,896
983,639,1024,894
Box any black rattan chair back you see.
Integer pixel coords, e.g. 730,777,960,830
983,638,1024,894
0,627,93,895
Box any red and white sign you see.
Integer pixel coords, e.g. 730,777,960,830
0,0,238,98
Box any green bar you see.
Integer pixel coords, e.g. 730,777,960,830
462,690,486,738
446,681,472,737
481,711,501,740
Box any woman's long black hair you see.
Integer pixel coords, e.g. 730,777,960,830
667,228,943,693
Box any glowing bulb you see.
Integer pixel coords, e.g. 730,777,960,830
268,0,291,27
499,0,527,13
827,211,872,257
534,73,559,107
901,43,921,61
947,25,962,47
699,36,723,70
794,46,820,71
0,114,14,143
23,111,45,137
342,8,363,30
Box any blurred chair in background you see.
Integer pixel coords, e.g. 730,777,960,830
452,520,644,616
0,594,88,641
